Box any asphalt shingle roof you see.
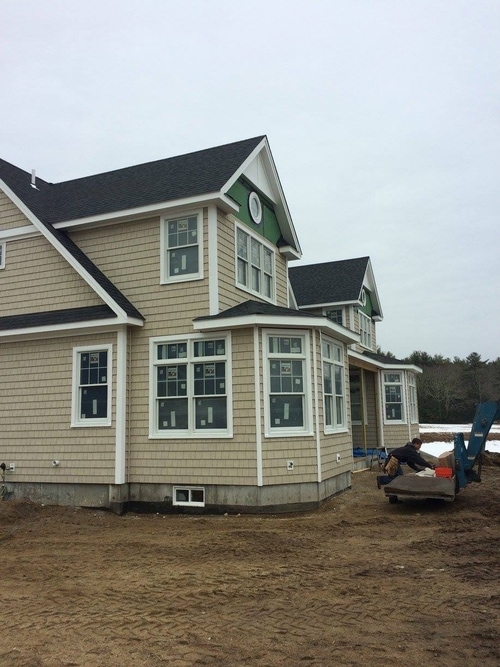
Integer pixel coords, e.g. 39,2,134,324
0,136,265,225
289,257,369,306
1,137,267,324
0,305,116,331
194,299,318,322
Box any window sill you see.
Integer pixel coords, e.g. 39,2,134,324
149,431,233,439
71,421,112,428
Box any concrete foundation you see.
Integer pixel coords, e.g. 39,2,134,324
5,472,352,514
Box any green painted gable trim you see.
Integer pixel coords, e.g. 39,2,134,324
361,290,374,316
227,179,281,245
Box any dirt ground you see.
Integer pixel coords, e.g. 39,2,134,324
1,451,499,667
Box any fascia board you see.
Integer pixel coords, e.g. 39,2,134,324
193,313,359,344
220,138,302,257
364,259,384,319
279,245,301,260
0,179,134,323
0,224,38,241
300,300,356,309
53,192,239,230
0,317,143,342
348,349,422,373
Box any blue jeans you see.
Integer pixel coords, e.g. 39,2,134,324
379,465,403,485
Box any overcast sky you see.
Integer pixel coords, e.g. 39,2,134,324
1,0,499,361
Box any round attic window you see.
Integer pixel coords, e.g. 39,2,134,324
248,192,262,224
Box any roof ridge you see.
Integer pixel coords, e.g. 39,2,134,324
51,135,267,186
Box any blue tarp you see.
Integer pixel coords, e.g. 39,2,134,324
352,447,387,459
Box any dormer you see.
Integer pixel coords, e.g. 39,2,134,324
288,256,383,352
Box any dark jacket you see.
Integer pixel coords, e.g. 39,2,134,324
389,443,433,471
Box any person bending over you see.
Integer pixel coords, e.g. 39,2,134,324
377,438,435,489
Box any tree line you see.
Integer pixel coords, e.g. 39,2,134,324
382,351,500,423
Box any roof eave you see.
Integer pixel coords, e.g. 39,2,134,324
53,192,239,230
193,313,359,344
0,178,145,321
279,245,301,260
348,349,423,373
0,317,142,342
220,138,302,258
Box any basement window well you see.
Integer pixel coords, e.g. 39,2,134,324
173,486,205,507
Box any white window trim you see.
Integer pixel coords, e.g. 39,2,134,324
408,373,419,424
160,209,204,285
382,371,406,424
0,242,5,269
321,336,347,434
173,486,205,507
323,307,344,326
235,222,276,303
149,333,233,439
71,344,113,427
263,329,313,437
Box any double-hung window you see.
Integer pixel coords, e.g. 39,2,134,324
72,345,112,426
161,212,202,283
265,333,310,434
236,226,274,300
384,372,404,422
0,242,5,269
322,337,346,431
359,311,372,349
151,335,230,437
325,308,343,325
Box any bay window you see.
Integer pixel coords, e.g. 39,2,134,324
151,335,230,437
322,337,346,431
265,333,310,434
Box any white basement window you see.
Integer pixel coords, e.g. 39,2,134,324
173,487,205,507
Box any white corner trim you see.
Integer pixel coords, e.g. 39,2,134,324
115,327,127,484
313,330,321,483
207,205,219,315
254,326,263,486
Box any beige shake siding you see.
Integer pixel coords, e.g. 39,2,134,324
71,211,210,332
0,191,33,230
127,327,259,486
1,234,103,316
217,213,289,311
0,334,117,483
217,212,238,311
